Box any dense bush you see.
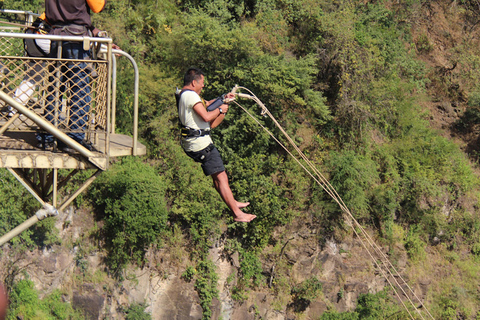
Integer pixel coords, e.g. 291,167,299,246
1,0,43,12
124,303,152,320
319,289,407,319
291,276,322,312
194,259,219,320
326,149,379,221
89,157,168,275
7,279,82,320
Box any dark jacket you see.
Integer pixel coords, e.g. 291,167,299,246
45,0,106,28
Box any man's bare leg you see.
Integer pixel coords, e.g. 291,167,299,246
213,178,250,209
212,171,256,222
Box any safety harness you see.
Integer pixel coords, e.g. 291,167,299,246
180,127,211,138
175,88,211,138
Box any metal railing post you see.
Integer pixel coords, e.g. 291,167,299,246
112,49,139,155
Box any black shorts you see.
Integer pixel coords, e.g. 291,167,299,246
184,144,225,176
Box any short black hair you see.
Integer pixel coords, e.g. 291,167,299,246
183,67,205,86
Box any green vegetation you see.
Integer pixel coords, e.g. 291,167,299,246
320,289,408,320
194,259,219,320
291,276,322,312
124,303,152,320
89,157,168,276
7,279,83,320
2,0,480,318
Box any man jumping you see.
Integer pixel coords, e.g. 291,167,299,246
177,67,256,222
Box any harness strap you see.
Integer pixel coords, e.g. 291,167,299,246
51,24,88,35
181,126,211,138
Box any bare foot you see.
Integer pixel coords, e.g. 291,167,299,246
234,213,256,222
236,201,250,209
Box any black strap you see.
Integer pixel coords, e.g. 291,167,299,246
181,126,211,138
175,88,193,109
24,29,48,57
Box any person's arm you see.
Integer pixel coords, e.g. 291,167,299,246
193,101,226,124
210,105,227,129
91,27,101,36
86,0,106,13
91,26,121,50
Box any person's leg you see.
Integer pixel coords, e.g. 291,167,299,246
37,41,61,146
64,42,91,142
212,179,250,209
211,171,256,222
37,60,61,146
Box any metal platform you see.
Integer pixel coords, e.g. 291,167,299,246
0,131,146,169
0,9,146,246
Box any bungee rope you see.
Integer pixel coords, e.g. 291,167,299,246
230,86,435,320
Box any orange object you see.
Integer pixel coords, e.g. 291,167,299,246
86,0,106,13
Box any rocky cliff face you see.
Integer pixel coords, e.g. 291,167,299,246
1,205,419,319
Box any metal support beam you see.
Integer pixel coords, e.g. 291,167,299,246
59,169,101,211
0,112,20,135
53,168,58,207
7,167,45,206
0,91,96,160
0,169,101,246
0,204,58,246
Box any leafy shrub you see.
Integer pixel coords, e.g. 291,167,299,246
89,157,168,275
404,225,426,261
239,250,264,287
438,296,459,320
320,289,406,319
291,276,322,312
181,266,196,282
124,303,152,320
455,107,480,132
1,0,43,11
225,153,296,249
416,33,433,53
355,289,405,319
7,279,82,320
472,241,480,258
326,149,379,221
194,259,218,320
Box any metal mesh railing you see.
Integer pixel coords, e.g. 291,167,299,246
0,30,24,55
0,10,36,55
0,25,112,151
0,45,110,135
1,9,141,158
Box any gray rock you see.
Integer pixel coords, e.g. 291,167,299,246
72,291,104,320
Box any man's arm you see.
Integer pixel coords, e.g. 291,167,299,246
211,103,231,128
193,102,225,124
